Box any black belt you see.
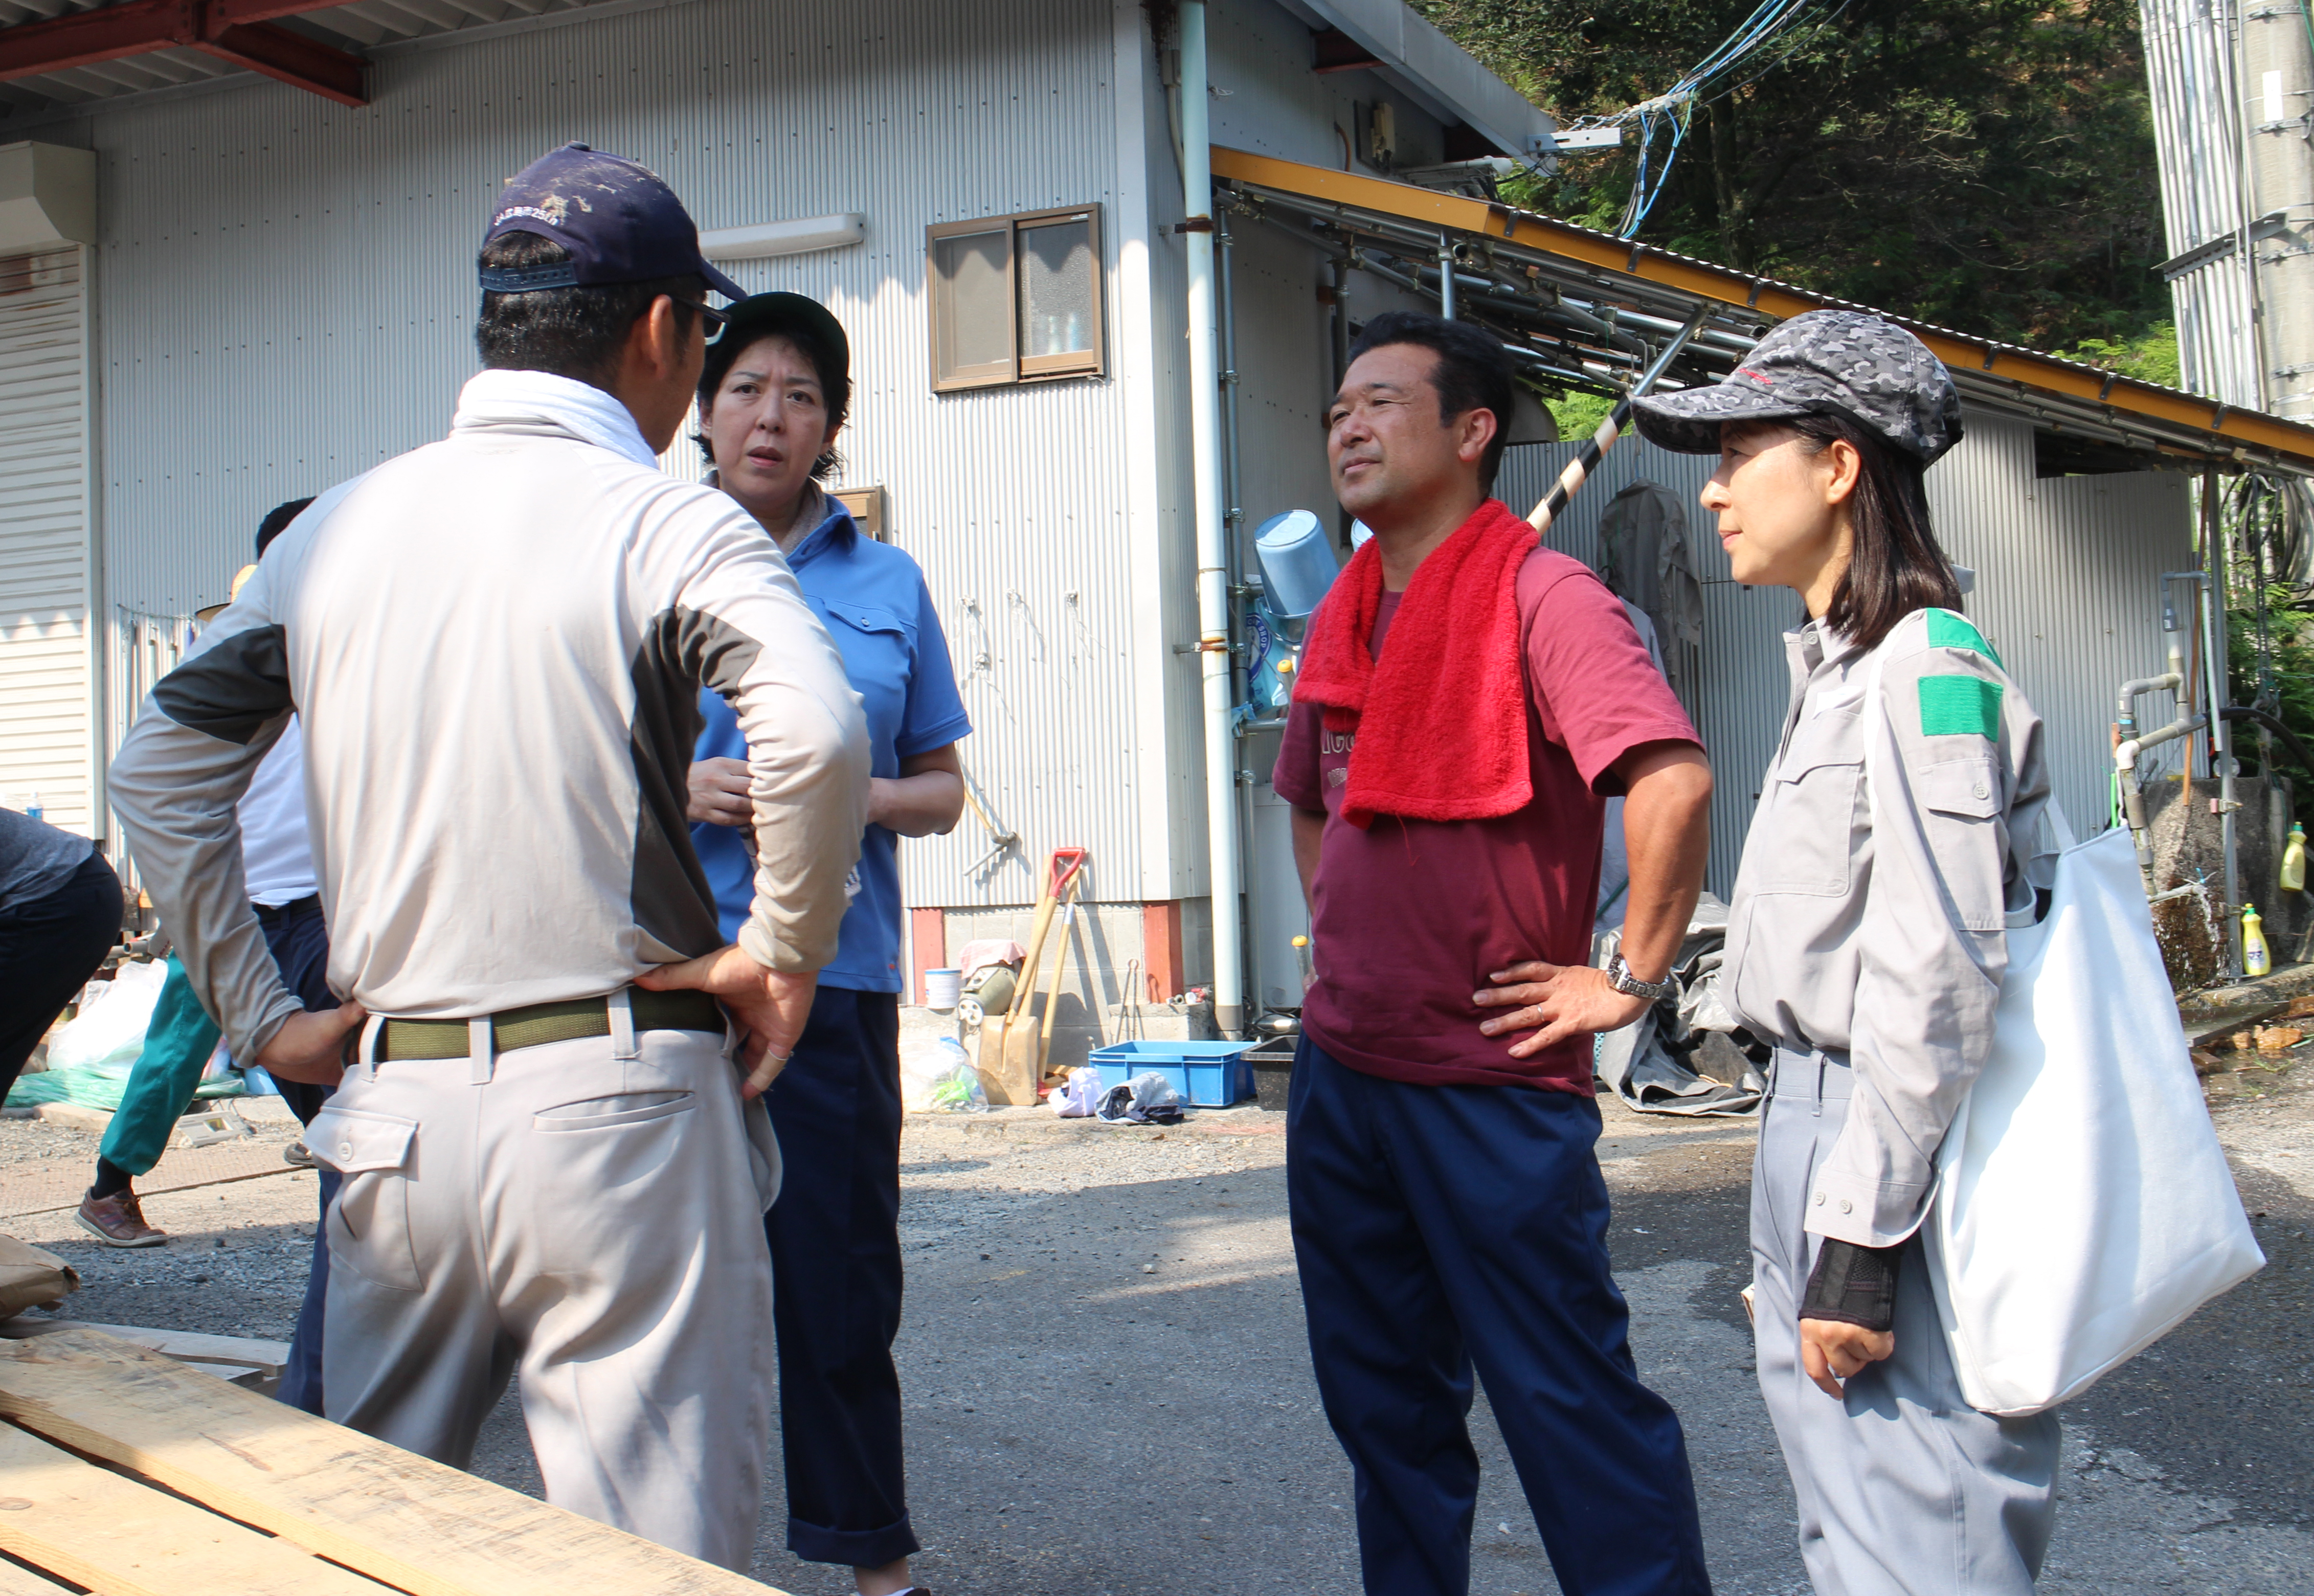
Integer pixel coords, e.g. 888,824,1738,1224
378,990,724,1062
253,894,322,924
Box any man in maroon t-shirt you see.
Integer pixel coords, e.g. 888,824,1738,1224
1276,311,1715,1596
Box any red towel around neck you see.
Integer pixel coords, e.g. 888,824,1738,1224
1292,498,1538,829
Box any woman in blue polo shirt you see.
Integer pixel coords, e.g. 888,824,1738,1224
686,294,969,1596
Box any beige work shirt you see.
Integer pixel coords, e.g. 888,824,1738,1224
1723,606,2050,1248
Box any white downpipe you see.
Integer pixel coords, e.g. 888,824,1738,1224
1181,0,1246,1038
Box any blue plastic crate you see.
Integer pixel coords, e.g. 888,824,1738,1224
1087,1039,1257,1107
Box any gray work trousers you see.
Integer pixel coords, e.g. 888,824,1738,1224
1753,1049,2059,1596
316,995,781,1570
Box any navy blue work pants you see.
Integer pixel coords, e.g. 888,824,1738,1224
1288,1039,1713,1596
255,895,339,1417
764,985,917,1568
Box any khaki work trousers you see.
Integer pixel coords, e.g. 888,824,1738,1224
316,995,781,1570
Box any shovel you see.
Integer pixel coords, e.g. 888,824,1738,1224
1026,870,1085,1088
986,847,1084,1105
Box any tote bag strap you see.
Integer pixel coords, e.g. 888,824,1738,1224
1859,641,1890,837
2042,794,2078,852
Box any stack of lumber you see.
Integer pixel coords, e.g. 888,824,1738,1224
0,1326,790,1594
0,1317,291,1389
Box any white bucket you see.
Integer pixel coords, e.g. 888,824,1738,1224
1254,509,1341,620
923,968,963,1010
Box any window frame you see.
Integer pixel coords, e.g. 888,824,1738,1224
926,204,1105,393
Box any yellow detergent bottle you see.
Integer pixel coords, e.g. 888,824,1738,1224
2243,904,2272,978
2284,823,2307,894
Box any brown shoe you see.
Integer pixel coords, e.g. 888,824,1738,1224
75,1188,168,1247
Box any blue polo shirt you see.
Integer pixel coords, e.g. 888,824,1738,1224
692,494,972,992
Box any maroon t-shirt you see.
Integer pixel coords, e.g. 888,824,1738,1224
1273,545,1701,1094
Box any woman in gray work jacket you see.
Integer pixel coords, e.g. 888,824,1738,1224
1634,311,2059,1596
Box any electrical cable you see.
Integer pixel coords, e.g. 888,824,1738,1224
1558,0,1841,238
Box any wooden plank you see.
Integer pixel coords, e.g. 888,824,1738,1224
0,1329,787,1596
0,1419,391,1595
0,1320,291,1372
0,1554,77,1593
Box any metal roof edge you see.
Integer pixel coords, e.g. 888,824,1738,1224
1211,144,2314,473
1276,0,1553,158
0,0,704,130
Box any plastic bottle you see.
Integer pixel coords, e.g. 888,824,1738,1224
21,792,40,822
2284,823,2307,894
2243,904,2272,978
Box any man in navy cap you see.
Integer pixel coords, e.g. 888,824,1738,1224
108,143,870,1569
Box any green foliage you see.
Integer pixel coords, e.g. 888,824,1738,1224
1412,1,2170,354
1545,389,1620,442
2228,596,2314,816
2052,322,2183,388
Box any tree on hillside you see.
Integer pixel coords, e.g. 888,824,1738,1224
1414,0,2169,351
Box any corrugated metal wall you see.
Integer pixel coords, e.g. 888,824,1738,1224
2140,0,2262,408
1927,414,2197,830
0,245,95,836
1496,410,2196,898
47,0,1194,911
1224,219,1338,555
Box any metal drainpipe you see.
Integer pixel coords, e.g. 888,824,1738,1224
1330,258,1351,389
1219,196,1256,1013
2205,468,2245,976
1181,0,1247,1038
1220,204,1246,624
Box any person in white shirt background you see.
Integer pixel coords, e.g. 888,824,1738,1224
77,496,346,1415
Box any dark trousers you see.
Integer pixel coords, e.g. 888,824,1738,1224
1287,1039,1713,1596
764,985,917,1568
0,852,120,1102
255,896,340,1417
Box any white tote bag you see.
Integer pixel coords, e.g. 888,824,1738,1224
1862,648,2264,1417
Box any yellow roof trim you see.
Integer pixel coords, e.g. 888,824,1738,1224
1211,146,2314,470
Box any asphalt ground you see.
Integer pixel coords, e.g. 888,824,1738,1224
5,1063,2309,1596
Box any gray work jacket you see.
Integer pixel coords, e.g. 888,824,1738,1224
1723,607,2050,1248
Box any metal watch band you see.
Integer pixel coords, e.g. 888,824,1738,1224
1605,954,1675,1003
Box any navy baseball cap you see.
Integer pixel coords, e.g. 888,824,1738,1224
482,142,743,302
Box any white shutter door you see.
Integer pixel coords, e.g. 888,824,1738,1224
0,246,92,836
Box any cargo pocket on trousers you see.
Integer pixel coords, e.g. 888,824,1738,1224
314,1108,422,1293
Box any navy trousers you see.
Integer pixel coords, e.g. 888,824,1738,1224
255,896,339,1417
1288,1039,1713,1596
763,985,917,1568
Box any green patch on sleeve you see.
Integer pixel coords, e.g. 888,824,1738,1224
1925,609,2002,668
1919,673,2004,739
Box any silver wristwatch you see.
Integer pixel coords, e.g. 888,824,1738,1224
1604,954,1675,1003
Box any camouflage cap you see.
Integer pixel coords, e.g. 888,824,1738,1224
1630,309,1963,464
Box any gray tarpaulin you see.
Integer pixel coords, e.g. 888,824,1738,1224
1592,893,1766,1117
